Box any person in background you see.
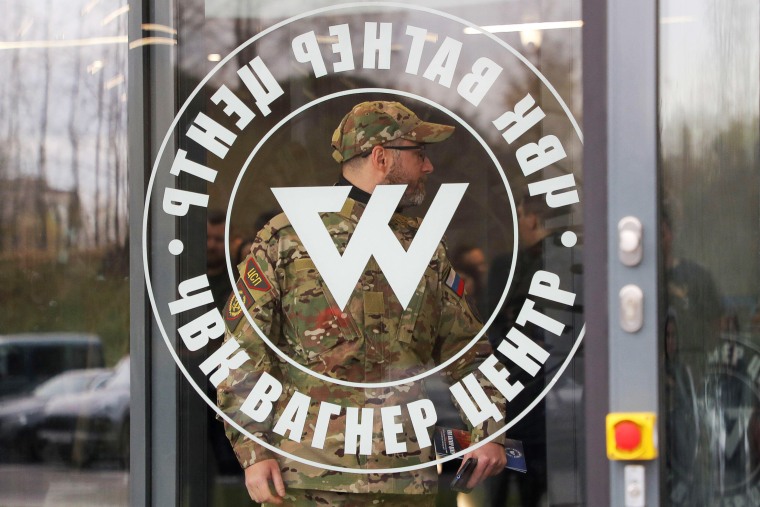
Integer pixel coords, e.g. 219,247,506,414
485,194,562,507
207,209,243,312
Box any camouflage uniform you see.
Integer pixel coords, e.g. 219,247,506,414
273,488,438,506
217,101,506,496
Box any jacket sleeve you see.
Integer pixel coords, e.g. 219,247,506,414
433,247,507,447
216,232,282,468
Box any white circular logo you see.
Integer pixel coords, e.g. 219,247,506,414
143,2,585,474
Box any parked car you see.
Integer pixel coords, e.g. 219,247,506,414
0,368,111,461
36,356,129,468
0,333,104,398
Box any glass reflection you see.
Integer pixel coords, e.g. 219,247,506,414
173,1,583,506
660,0,760,504
0,0,129,505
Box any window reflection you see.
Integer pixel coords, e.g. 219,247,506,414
660,0,760,504
0,0,129,505
174,1,583,506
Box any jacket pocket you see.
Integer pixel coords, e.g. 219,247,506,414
282,275,362,367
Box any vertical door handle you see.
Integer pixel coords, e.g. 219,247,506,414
619,216,643,266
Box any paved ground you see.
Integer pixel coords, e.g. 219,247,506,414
0,464,128,507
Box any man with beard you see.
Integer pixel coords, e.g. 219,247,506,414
218,101,507,506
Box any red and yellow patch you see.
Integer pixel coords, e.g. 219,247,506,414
243,257,271,292
225,279,253,330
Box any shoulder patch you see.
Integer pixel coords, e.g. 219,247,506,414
243,257,272,292
339,197,356,218
225,280,253,331
445,268,466,298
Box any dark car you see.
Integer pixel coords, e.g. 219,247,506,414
36,356,129,468
0,333,105,398
0,368,111,461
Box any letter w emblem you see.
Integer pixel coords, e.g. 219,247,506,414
272,184,468,310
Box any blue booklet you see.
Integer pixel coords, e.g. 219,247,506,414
433,426,527,473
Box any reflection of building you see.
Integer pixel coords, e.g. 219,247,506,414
0,177,80,257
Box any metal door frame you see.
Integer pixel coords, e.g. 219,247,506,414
129,0,180,505
583,0,661,505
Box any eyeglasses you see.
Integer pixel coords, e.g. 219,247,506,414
362,144,427,161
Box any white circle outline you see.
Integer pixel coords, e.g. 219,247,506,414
141,1,587,474
226,89,517,389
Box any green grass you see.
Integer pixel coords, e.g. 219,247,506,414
0,250,129,367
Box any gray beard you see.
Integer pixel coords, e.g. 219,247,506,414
385,160,425,208
398,188,425,208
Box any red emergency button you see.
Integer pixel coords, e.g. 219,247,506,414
606,412,657,460
614,420,642,451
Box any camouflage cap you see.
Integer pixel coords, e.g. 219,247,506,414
331,101,455,162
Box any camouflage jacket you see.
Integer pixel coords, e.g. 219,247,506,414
218,197,506,494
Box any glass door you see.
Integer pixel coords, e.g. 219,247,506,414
135,0,585,505
659,0,760,505
0,1,130,506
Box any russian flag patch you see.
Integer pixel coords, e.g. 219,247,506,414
445,269,465,298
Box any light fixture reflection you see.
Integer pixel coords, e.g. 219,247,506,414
519,29,543,49
82,0,101,16
316,35,338,44
105,74,125,89
102,5,129,26
464,20,584,35
128,37,177,49
141,23,177,35
0,36,127,50
87,59,104,74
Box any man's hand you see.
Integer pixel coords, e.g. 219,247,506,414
459,442,506,490
244,459,286,504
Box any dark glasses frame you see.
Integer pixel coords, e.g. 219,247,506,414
360,144,426,158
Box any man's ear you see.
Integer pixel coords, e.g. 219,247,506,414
368,145,392,182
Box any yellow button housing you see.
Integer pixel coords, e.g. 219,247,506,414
606,412,657,460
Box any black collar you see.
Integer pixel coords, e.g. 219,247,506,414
336,174,371,205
